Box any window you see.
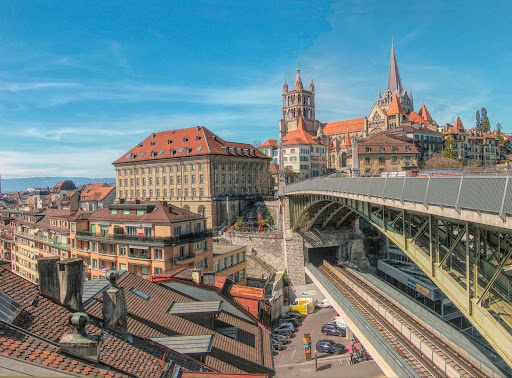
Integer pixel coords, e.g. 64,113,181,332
199,174,204,184
126,226,137,236
192,175,196,184
154,248,163,260
92,259,98,269
130,288,150,301
119,246,126,256
364,147,371,152
71,223,75,232
149,177,153,185
185,176,189,184
156,177,160,185
200,188,204,197
154,267,163,274
185,188,189,197
163,177,167,185
144,227,151,237
174,226,182,236
184,164,188,172
170,176,174,185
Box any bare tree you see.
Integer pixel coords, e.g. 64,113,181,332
252,139,263,147
423,153,461,169
256,167,274,195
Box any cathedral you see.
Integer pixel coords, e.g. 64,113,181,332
277,40,439,172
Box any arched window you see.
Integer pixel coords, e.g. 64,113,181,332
198,206,206,217
183,205,190,211
308,96,311,106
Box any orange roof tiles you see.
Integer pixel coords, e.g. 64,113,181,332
357,133,420,154
323,117,365,135
114,126,269,165
80,183,115,202
258,139,278,148
408,111,425,124
387,95,407,116
418,104,433,121
282,116,323,146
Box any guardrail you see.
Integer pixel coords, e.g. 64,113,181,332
285,175,512,217
76,229,213,245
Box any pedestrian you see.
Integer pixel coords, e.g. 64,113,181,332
349,352,353,365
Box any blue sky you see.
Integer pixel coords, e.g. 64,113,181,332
1,1,511,178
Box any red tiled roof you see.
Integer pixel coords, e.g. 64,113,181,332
258,139,277,148
80,183,115,202
269,163,295,175
114,126,269,164
282,116,322,146
0,267,207,377
357,133,420,154
418,103,433,121
387,95,407,116
88,201,204,223
408,111,424,124
446,117,466,135
323,117,365,135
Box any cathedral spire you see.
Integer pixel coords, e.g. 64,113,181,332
283,78,288,94
387,38,403,95
378,88,381,99
293,67,304,91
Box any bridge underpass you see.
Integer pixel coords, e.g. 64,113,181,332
283,175,512,371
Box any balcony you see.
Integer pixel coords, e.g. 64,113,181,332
128,252,151,260
76,229,212,246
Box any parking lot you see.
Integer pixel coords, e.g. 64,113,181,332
274,307,385,377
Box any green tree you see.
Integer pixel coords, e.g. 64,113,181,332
476,110,481,131
496,123,505,144
443,138,455,159
480,108,491,133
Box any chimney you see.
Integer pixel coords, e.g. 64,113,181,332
57,258,84,312
202,272,215,287
191,268,201,284
38,256,60,304
102,270,128,334
59,312,99,359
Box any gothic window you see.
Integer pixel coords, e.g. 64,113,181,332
308,109,311,119
307,96,311,106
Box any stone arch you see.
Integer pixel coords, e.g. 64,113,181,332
198,205,206,217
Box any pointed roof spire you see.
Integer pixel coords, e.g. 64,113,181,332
387,95,407,116
345,127,352,148
418,103,433,121
294,67,304,91
309,78,315,93
387,38,403,95
454,117,464,131
378,88,382,99
283,78,288,94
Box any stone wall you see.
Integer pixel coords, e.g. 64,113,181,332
222,231,285,278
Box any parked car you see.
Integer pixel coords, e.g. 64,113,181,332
279,317,299,327
272,329,294,338
321,324,346,337
273,323,295,332
283,310,303,318
329,316,347,330
271,339,283,351
316,340,345,354
316,299,332,308
271,334,290,344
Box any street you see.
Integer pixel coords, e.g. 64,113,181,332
274,308,385,377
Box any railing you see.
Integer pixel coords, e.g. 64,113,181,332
76,229,213,245
175,253,195,261
285,175,512,217
128,252,151,260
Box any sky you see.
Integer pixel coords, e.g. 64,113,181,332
1,0,511,178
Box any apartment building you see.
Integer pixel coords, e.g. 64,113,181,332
113,126,271,227
0,210,20,262
78,182,116,212
212,244,247,285
11,209,81,284
467,132,501,166
357,133,421,175
72,201,213,279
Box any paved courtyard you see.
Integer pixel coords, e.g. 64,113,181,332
274,308,385,377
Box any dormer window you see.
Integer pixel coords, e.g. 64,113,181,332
168,139,173,144
150,142,155,146
183,137,188,142
186,148,192,154
170,149,177,155
196,136,201,141
151,151,158,157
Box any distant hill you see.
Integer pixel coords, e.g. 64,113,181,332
1,177,116,193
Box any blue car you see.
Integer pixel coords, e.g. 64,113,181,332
321,324,346,337
273,322,295,332
316,340,345,354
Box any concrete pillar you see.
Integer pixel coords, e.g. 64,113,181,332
57,258,84,312
284,232,306,285
37,256,60,304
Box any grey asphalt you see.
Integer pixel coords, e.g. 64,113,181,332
274,308,385,377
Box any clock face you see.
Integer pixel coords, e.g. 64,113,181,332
370,127,382,135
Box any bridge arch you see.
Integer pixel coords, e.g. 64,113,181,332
289,192,512,369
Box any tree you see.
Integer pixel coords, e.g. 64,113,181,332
234,216,246,230
423,153,461,169
495,123,505,145
443,138,455,159
256,167,275,195
252,139,263,147
476,110,481,131
480,108,491,133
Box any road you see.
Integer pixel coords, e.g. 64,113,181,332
274,308,385,377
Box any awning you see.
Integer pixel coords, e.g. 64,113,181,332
129,245,149,250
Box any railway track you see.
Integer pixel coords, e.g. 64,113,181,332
318,263,440,377
317,259,490,377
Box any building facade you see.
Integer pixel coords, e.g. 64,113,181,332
72,201,213,279
113,126,271,228
213,244,247,285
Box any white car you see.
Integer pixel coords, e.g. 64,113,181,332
316,299,332,308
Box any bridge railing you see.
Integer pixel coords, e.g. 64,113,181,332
285,175,512,216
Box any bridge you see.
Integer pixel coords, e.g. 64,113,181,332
283,175,512,370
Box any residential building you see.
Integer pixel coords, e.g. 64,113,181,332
213,244,247,285
357,133,421,175
78,182,116,211
268,162,299,194
0,210,20,262
468,131,500,166
258,139,278,164
72,201,213,279
11,209,82,284
443,117,469,160
386,125,444,161
112,126,271,227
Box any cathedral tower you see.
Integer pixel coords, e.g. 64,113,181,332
280,68,318,139
377,39,413,114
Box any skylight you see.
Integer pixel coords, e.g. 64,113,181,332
178,148,184,153
0,290,23,324
159,150,164,155
140,152,146,157
126,153,132,158
196,146,203,151
130,288,150,301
